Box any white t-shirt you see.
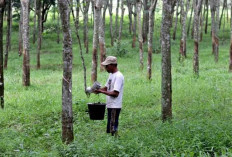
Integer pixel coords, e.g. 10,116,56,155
105,71,124,108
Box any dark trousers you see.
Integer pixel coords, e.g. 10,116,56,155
107,108,121,134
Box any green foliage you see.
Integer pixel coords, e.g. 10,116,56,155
0,13,232,156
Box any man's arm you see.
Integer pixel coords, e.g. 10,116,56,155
95,86,119,97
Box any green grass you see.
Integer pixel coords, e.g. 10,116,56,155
0,15,232,156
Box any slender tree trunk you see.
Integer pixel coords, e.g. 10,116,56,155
205,0,208,34
161,0,176,121
0,0,5,109
147,0,157,80
91,0,101,83
4,0,11,69
118,1,125,40
210,0,219,62
18,7,23,56
187,2,193,36
57,11,60,44
114,0,120,38
219,0,226,30
83,0,90,53
33,0,37,44
193,0,202,76
37,0,42,69
109,0,114,46
142,0,149,43
21,0,30,86
53,3,56,20
137,0,143,70
58,0,74,144
179,0,190,60
126,0,133,34
75,0,80,29
230,0,232,72
132,4,137,48
173,0,179,40
99,5,106,72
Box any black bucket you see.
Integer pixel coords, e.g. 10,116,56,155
87,103,106,120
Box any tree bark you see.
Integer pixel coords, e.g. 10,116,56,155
114,0,120,38
109,0,114,46
137,0,143,70
147,0,157,80
21,0,30,86
204,0,208,34
229,0,232,72
99,2,106,72
75,0,80,29
179,0,190,60
37,0,42,69
91,0,101,83
132,3,137,48
173,0,179,40
18,6,23,56
0,0,5,109
83,0,90,53
4,0,11,69
187,2,193,36
33,0,37,44
193,0,202,76
210,0,219,62
161,0,176,121
219,0,226,30
142,0,149,43
118,0,125,40
126,0,133,34
58,0,74,144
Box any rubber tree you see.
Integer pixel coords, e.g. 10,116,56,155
173,0,179,40
91,0,101,83
37,0,42,69
161,0,177,121
82,0,90,53
58,0,74,144
137,0,143,70
4,0,11,69
229,0,232,72
210,0,219,62
147,0,157,80
0,0,5,109
33,0,37,44
18,5,23,56
179,0,190,59
193,0,202,76
21,0,30,86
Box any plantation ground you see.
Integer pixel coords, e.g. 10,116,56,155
0,17,232,156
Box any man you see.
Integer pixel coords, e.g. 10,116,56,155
95,56,124,136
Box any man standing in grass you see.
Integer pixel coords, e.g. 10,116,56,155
95,56,124,136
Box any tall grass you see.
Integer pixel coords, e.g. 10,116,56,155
0,14,232,156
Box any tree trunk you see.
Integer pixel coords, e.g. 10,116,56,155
114,0,120,38
109,0,114,46
187,2,193,36
137,0,143,70
210,0,219,62
193,0,202,76
18,6,23,56
179,0,190,60
75,0,80,29
83,0,90,53
118,1,125,40
205,0,208,34
37,0,42,69
132,4,137,48
57,11,60,44
161,0,176,121
173,0,179,40
126,0,133,34
4,0,11,69
219,0,226,30
147,0,157,80
99,3,106,72
33,0,37,44
142,0,149,43
21,0,30,86
0,0,5,109
229,0,232,72
91,0,101,83
58,0,74,144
